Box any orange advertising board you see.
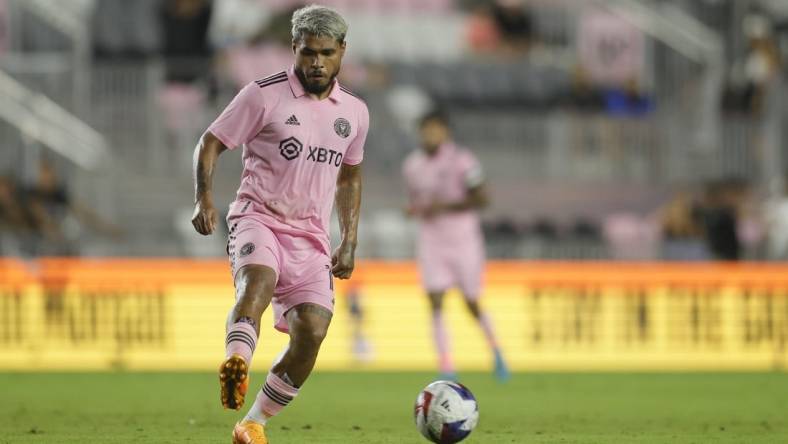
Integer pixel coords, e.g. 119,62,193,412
0,259,786,371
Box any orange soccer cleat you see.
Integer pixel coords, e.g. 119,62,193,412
219,354,249,410
232,420,268,444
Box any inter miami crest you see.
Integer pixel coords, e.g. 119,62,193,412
334,118,351,138
240,242,255,257
279,136,303,160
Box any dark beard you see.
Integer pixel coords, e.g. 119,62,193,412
296,70,336,95
424,143,440,155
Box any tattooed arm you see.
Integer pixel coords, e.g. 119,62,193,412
332,163,362,279
191,131,228,235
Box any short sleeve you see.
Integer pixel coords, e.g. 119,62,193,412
207,83,266,149
460,150,485,188
343,104,369,165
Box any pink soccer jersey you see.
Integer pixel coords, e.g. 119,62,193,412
208,67,369,255
402,142,486,296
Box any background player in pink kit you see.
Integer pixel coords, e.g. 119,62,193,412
403,110,509,382
191,6,367,443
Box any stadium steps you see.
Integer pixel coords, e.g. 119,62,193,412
107,159,242,257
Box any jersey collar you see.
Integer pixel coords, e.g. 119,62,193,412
435,141,456,158
287,66,342,103
422,141,455,161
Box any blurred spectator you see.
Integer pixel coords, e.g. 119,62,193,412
720,69,755,115
593,76,655,176
564,66,604,113
603,212,659,261
483,217,522,258
345,282,373,363
765,178,788,259
563,66,605,172
530,218,559,241
658,189,709,261
466,4,501,54
158,0,215,169
161,0,214,84
722,11,781,116
92,0,161,59
487,218,520,240
0,176,27,230
0,175,29,255
23,159,123,255
491,0,533,54
700,178,751,261
570,218,601,241
602,77,654,118
742,12,781,100
466,0,533,56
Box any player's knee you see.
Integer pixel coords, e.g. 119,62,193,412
292,323,328,350
235,265,276,305
306,326,328,347
286,303,332,351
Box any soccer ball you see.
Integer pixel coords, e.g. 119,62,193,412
414,380,479,443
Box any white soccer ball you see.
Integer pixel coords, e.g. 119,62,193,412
414,380,479,443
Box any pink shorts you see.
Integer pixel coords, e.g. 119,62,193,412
227,216,334,333
417,240,484,299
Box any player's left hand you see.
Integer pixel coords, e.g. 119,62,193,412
422,202,445,219
331,242,356,279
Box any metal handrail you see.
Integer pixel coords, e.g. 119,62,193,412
18,0,91,40
600,0,723,64
12,0,93,117
0,69,107,171
591,0,724,153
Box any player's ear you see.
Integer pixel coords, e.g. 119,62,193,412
292,40,297,55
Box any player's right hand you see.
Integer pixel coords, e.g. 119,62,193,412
192,198,217,235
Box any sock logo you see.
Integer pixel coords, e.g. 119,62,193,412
240,242,255,257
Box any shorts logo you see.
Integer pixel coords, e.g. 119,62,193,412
334,118,351,138
279,136,303,160
240,242,255,257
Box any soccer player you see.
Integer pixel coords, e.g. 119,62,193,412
191,6,367,443
402,110,509,382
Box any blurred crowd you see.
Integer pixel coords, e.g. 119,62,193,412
2,0,788,260
721,8,783,117
0,160,122,256
89,0,545,84
483,175,788,261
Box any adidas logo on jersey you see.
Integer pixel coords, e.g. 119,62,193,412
285,115,300,126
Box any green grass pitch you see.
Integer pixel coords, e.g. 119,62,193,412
0,372,786,443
